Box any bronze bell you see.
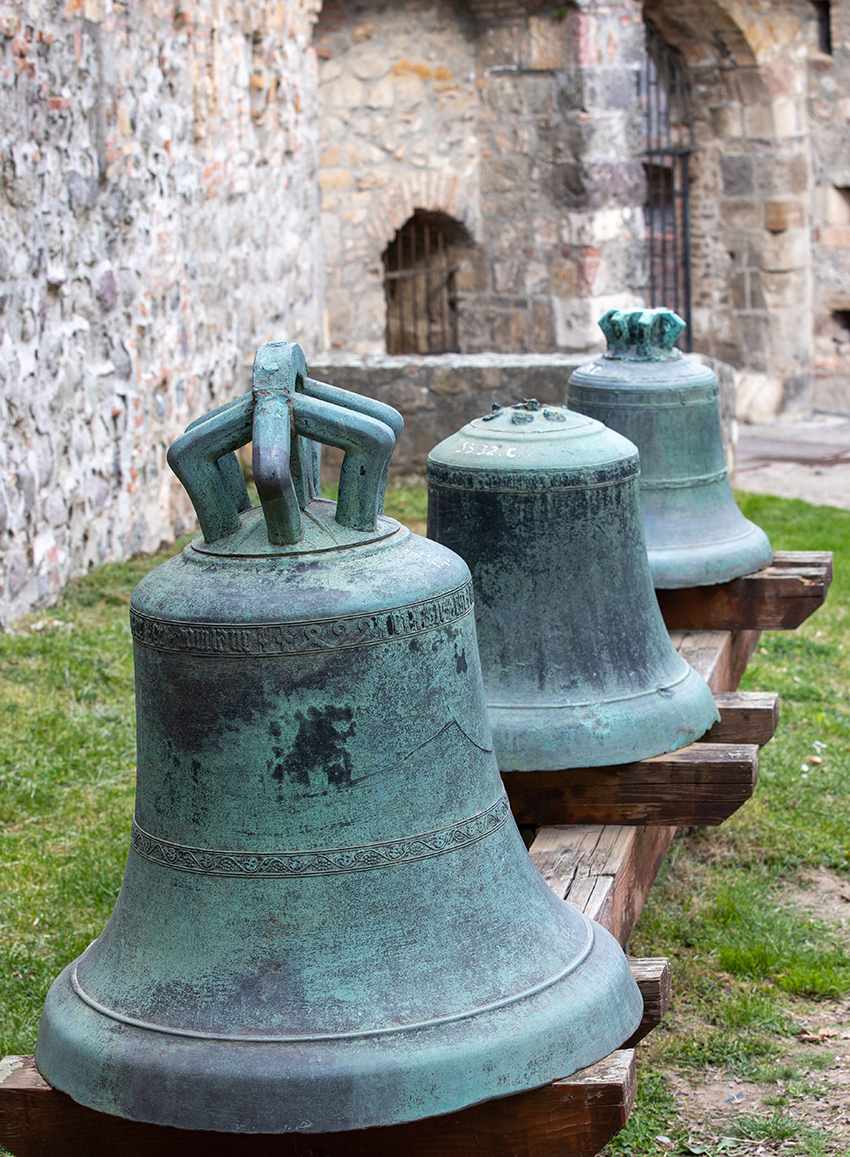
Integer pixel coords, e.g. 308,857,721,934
35,343,642,1134
568,307,772,588
427,398,719,771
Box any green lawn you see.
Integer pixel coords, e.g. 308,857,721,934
1,488,847,1154
607,493,850,1156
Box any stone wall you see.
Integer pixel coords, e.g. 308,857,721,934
309,350,739,481
315,0,646,358
645,0,815,422
0,0,324,625
809,0,850,412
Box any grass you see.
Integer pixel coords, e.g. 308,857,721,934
1,487,848,1153
604,491,850,1155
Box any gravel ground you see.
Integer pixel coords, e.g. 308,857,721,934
736,414,850,511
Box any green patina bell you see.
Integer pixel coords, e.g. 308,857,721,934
568,307,772,588
427,399,718,771
36,343,642,1134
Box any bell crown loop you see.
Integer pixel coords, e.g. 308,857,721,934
600,306,686,362
166,342,403,547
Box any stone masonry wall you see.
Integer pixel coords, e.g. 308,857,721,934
314,0,480,355
809,0,850,412
646,0,815,422
315,0,646,358
0,0,324,625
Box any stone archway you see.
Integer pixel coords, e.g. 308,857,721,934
643,0,814,418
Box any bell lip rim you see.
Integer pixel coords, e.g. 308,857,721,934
66,912,596,1044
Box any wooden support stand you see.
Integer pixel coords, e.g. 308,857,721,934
1,955,672,1157
0,1050,636,1157
657,551,833,631
526,552,833,955
503,691,775,828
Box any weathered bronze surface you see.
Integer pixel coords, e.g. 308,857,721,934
427,399,719,770
568,308,772,588
36,344,642,1134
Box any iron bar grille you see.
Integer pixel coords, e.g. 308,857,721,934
639,21,694,351
384,212,459,355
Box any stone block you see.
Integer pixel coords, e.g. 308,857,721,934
821,225,850,247
532,296,554,347
763,15,802,47
819,185,850,227
765,199,805,232
524,260,549,295
771,97,802,138
760,269,807,310
762,227,810,270
736,370,784,423
721,154,753,197
352,52,390,81
729,270,748,311
367,77,395,109
742,102,774,140
494,309,527,351
429,368,468,396
719,197,761,229
526,15,569,70
324,73,363,109
318,168,352,191
551,256,579,296
477,25,523,70
739,314,771,371
748,271,767,310
552,291,643,352
710,104,743,139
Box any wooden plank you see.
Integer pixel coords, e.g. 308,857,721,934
705,691,778,745
531,824,677,947
670,628,761,693
657,550,833,631
503,742,758,828
0,1052,636,1157
622,958,671,1048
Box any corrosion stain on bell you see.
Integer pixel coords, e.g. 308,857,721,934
36,342,642,1134
427,398,719,771
568,307,772,588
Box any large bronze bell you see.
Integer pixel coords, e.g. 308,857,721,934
36,343,642,1134
427,399,719,771
568,307,772,588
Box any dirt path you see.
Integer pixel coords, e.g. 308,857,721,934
638,868,850,1155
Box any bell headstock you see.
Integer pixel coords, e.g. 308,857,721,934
166,342,403,546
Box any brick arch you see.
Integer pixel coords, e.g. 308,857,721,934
645,0,795,72
364,170,478,261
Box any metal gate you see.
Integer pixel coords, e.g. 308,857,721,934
383,212,459,355
639,21,694,349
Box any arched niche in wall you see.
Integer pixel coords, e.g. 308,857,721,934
382,210,473,355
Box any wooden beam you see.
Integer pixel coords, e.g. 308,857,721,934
657,551,833,631
530,824,677,947
670,628,761,693
0,1050,637,1157
623,958,671,1048
503,742,758,827
705,691,778,746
